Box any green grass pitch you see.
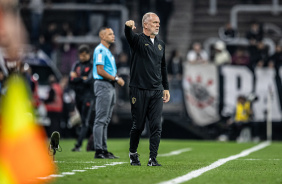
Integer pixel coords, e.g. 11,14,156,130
49,139,282,184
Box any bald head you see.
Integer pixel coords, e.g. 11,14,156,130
142,12,160,38
99,27,111,38
98,27,115,47
142,12,158,28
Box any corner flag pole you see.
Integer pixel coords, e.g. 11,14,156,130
266,86,273,141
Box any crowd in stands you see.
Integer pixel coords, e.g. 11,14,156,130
187,20,282,71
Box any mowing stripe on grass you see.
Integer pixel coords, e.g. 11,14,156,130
158,148,192,157
159,141,271,184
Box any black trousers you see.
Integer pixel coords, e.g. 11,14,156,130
75,96,93,148
228,121,252,140
129,87,163,158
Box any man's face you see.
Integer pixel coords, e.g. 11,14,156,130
144,14,160,36
193,44,201,53
102,28,115,44
79,51,90,62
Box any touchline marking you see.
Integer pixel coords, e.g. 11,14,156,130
158,141,271,184
243,158,281,161
85,166,107,170
37,162,126,180
72,170,86,172
61,172,75,175
158,148,192,157
104,162,126,166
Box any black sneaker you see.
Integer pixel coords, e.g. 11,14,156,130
147,157,161,166
104,151,119,159
71,146,81,152
129,152,141,166
94,150,106,159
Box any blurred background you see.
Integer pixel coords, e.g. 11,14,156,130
1,0,282,141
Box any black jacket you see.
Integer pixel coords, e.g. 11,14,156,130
69,60,94,98
124,25,169,90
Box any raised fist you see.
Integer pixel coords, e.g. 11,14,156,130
125,20,136,30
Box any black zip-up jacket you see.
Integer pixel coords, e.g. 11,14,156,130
69,60,94,98
124,25,169,90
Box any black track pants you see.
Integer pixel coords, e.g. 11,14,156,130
129,87,163,158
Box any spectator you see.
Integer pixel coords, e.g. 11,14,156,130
39,22,58,57
43,75,63,137
218,22,237,42
227,95,253,141
69,45,94,152
213,41,231,66
59,75,76,138
232,48,250,66
267,44,282,69
167,49,183,80
29,0,44,44
246,21,264,45
167,49,183,104
249,41,268,68
59,23,77,75
116,52,130,104
20,63,40,108
186,42,209,64
155,0,174,43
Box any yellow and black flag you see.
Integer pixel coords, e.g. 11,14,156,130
0,75,55,184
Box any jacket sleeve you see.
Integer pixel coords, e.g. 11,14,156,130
69,62,83,84
124,25,138,49
83,65,94,85
161,45,169,90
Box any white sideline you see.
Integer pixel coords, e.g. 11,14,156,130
158,148,192,157
158,141,271,184
37,162,126,180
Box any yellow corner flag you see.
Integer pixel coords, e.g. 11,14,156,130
0,75,55,184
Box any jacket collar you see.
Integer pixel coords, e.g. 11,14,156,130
142,33,158,43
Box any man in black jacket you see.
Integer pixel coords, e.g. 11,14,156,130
69,45,94,151
125,12,170,166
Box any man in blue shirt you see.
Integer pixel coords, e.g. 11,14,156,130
93,27,124,159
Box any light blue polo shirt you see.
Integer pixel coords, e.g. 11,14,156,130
93,43,117,80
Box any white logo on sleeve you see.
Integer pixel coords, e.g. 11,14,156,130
97,54,103,63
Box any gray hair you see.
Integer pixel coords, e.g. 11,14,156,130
142,12,157,27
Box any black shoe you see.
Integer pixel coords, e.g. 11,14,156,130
129,152,141,166
104,151,119,159
94,150,106,159
71,146,81,152
147,157,161,166
86,147,95,152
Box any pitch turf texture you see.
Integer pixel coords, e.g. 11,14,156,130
49,139,282,184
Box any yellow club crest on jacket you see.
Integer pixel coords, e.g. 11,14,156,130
132,97,136,104
158,44,162,50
